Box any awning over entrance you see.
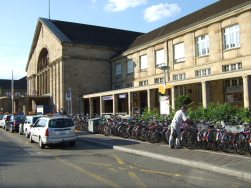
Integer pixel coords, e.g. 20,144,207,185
0,96,22,100
21,95,50,100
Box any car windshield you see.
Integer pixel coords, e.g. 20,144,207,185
33,117,42,123
49,119,74,128
0,115,3,120
14,115,25,121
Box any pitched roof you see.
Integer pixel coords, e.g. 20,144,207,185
0,77,27,90
41,18,144,50
126,0,251,51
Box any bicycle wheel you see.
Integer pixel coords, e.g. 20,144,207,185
121,126,129,138
104,126,111,136
197,130,207,149
209,130,220,151
183,130,197,149
221,133,235,153
163,129,170,145
235,133,248,155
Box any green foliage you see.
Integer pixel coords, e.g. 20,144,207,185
187,102,251,122
169,95,194,119
140,107,165,120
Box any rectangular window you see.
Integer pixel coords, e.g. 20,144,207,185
196,34,210,57
15,92,21,96
155,49,165,67
139,80,148,86
140,55,148,71
223,24,240,50
174,43,185,63
175,86,186,97
126,83,134,88
196,68,211,77
173,73,186,80
225,78,243,86
115,85,122,90
155,77,164,84
6,92,11,96
223,63,242,72
127,60,134,74
115,64,122,77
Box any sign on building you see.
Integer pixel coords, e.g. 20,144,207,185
159,95,170,115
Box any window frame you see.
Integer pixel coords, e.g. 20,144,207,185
127,60,134,74
155,49,165,68
140,55,148,71
115,64,122,78
223,63,242,72
195,68,211,77
174,43,185,63
139,80,148,86
223,24,240,50
173,73,186,80
196,34,210,57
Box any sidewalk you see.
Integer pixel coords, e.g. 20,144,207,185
77,131,251,182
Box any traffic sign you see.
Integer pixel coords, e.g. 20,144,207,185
66,93,71,101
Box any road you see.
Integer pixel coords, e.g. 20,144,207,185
0,129,250,188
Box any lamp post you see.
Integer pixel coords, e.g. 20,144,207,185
158,66,170,89
68,88,74,115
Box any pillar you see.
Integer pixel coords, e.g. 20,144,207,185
171,86,175,110
202,81,210,108
113,94,118,115
89,98,94,117
243,75,251,109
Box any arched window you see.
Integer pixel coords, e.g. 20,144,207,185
38,48,49,72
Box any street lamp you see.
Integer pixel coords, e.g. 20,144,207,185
68,88,74,115
158,66,170,89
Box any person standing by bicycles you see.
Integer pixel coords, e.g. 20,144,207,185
169,106,193,149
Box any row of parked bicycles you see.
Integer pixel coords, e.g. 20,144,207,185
94,115,251,155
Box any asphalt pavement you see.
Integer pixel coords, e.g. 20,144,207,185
77,131,251,182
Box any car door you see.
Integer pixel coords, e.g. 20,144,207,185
31,119,44,142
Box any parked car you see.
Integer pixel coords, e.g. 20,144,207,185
20,115,45,137
29,116,77,148
0,114,11,129
5,115,26,132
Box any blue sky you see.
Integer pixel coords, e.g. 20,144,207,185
0,0,219,80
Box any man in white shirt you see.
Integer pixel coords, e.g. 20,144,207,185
169,106,192,149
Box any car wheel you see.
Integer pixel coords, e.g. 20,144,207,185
25,130,30,138
29,134,34,143
39,138,45,149
70,141,76,146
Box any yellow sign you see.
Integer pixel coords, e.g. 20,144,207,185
158,84,172,94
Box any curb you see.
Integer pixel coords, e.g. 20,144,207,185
79,137,251,182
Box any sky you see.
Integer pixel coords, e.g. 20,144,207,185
0,0,219,80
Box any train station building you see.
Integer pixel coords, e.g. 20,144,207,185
9,0,251,116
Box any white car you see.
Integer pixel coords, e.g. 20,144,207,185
29,116,77,149
21,115,45,137
0,114,11,129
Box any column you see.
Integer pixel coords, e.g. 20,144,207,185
128,92,133,117
147,89,154,111
243,75,250,109
171,86,175,110
89,98,94,117
113,94,118,115
100,96,105,116
202,81,210,108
